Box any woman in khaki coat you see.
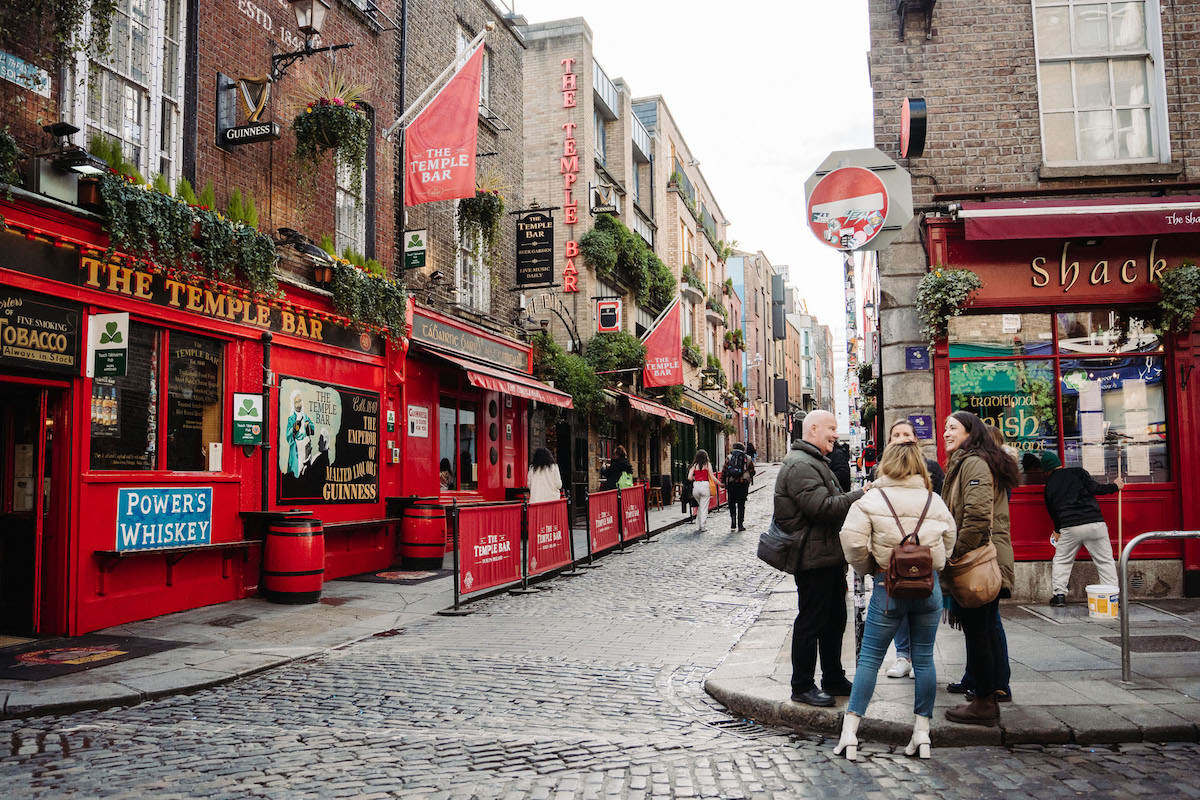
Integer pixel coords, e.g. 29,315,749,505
832,441,957,761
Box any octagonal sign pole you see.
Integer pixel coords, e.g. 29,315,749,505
804,148,914,252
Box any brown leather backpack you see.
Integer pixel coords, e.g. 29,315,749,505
877,489,935,599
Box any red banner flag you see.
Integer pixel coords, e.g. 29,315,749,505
588,489,621,555
455,502,522,595
404,45,485,206
642,299,682,387
527,499,572,576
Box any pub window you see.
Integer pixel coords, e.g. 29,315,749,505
438,396,478,491
1032,0,1168,165
455,208,489,313
947,310,1168,486
456,26,490,113
90,325,224,471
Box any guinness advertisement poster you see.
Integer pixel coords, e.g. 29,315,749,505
0,288,81,376
515,211,554,287
278,377,380,504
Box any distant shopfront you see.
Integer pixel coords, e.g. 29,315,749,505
926,206,1200,594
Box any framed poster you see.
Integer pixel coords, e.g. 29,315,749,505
277,377,380,504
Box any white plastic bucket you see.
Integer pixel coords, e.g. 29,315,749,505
1086,584,1120,619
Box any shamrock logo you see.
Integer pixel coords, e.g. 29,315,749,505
238,398,258,417
407,233,423,248
99,321,123,345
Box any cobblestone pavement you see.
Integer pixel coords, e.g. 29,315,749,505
2,472,1199,799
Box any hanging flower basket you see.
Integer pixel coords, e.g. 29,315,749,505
914,266,982,345
293,102,371,196
457,188,505,264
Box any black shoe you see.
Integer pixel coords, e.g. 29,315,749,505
822,678,854,697
966,689,1012,703
947,682,970,694
1049,594,1067,608
790,687,835,707
737,525,746,532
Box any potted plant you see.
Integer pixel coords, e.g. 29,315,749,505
457,169,506,266
292,69,371,200
914,266,983,345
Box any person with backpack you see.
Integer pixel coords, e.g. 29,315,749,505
833,441,957,761
721,442,756,531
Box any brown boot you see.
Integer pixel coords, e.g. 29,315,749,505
945,696,999,727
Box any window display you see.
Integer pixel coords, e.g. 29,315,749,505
90,324,157,470
166,332,223,471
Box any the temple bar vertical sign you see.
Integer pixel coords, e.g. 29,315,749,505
516,211,554,286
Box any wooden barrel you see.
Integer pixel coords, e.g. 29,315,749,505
263,517,324,604
401,503,446,569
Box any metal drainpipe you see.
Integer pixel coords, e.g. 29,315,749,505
261,331,272,511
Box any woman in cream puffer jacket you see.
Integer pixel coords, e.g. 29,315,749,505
831,441,957,762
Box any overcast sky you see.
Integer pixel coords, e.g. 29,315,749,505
513,0,874,429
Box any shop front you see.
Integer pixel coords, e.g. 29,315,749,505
672,387,728,482
612,390,693,503
397,306,572,565
926,204,1200,595
0,193,393,636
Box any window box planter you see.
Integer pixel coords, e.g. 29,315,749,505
705,305,725,326
681,282,704,304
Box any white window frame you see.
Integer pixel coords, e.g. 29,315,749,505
456,26,491,116
335,159,367,257
455,200,490,313
1031,0,1170,166
69,0,186,182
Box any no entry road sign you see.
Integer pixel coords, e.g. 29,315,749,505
806,166,889,250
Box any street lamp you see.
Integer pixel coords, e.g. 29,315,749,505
270,0,353,83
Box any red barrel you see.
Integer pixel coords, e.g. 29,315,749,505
401,503,446,569
263,517,324,604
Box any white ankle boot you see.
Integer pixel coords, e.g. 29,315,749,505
904,714,931,759
833,713,859,761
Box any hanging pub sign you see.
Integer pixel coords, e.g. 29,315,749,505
88,312,129,377
404,229,427,270
215,72,281,149
515,211,555,286
278,377,380,504
597,299,621,332
591,184,618,214
0,289,80,376
232,392,264,446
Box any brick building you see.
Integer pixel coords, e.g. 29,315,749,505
867,0,1200,598
730,249,789,461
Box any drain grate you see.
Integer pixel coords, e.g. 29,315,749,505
703,716,777,738
207,613,253,627
1101,634,1200,653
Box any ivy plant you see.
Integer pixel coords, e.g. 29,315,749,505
1155,260,1200,334
681,335,702,367
531,331,604,417
0,128,22,192
578,214,676,310
2,0,117,67
329,259,407,337
914,266,983,345
457,188,505,266
584,331,646,374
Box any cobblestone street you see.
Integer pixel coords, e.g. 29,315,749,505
2,481,1198,799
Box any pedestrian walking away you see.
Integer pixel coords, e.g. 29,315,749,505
687,450,719,532
1040,450,1123,608
773,409,865,708
746,441,758,463
940,411,1019,727
527,447,563,504
879,418,946,678
721,442,756,531
834,440,958,761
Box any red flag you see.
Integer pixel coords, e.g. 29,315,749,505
404,45,485,206
642,299,682,387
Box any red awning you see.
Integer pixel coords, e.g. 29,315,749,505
957,197,1200,240
617,391,694,425
434,353,573,409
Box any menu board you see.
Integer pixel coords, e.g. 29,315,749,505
278,377,380,504
166,335,222,471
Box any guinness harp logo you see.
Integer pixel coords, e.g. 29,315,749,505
237,75,272,123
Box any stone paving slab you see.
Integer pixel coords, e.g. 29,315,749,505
706,570,1200,746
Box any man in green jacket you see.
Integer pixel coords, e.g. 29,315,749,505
775,410,866,707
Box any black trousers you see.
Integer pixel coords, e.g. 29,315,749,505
726,484,748,528
791,566,848,693
957,597,1001,696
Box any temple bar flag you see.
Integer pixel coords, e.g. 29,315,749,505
404,44,485,206
641,298,682,387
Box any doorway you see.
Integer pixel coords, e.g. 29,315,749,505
0,382,70,636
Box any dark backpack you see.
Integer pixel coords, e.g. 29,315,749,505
725,451,747,481
878,489,934,600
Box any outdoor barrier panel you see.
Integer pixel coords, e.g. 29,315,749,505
526,498,572,576
455,502,523,595
589,489,621,555
619,485,647,543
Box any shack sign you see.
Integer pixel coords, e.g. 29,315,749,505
804,148,914,252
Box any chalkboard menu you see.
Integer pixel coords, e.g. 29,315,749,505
278,377,380,504
166,332,223,471
0,289,80,375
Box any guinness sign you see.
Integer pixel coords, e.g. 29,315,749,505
223,121,282,145
591,183,618,215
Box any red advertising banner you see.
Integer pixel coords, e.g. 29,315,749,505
642,299,682,387
404,45,485,206
588,489,621,554
527,499,572,576
455,502,522,595
619,484,646,542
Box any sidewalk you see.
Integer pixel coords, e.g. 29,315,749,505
706,580,1200,747
0,464,778,720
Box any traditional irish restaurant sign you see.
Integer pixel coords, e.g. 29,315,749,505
115,487,213,551
410,309,528,371
0,289,80,375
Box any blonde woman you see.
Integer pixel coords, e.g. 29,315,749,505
833,441,957,761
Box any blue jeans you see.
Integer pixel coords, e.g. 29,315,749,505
848,576,943,718
894,617,911,659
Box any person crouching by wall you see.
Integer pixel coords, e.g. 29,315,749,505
833,441,957,761
1040,450,1123,608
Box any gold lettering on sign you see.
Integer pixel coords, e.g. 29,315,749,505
1121,259,1138,284
1149,238,1166,283
1027,240,1186,293
1089,260,1110,285
1030,256,1050,288
1060,241,1079,293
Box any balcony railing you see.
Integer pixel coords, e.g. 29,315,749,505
631,211,654,247
670,158,696,205
631,113,651,163
593,60,619,121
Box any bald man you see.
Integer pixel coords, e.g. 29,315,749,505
774,410,865,707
